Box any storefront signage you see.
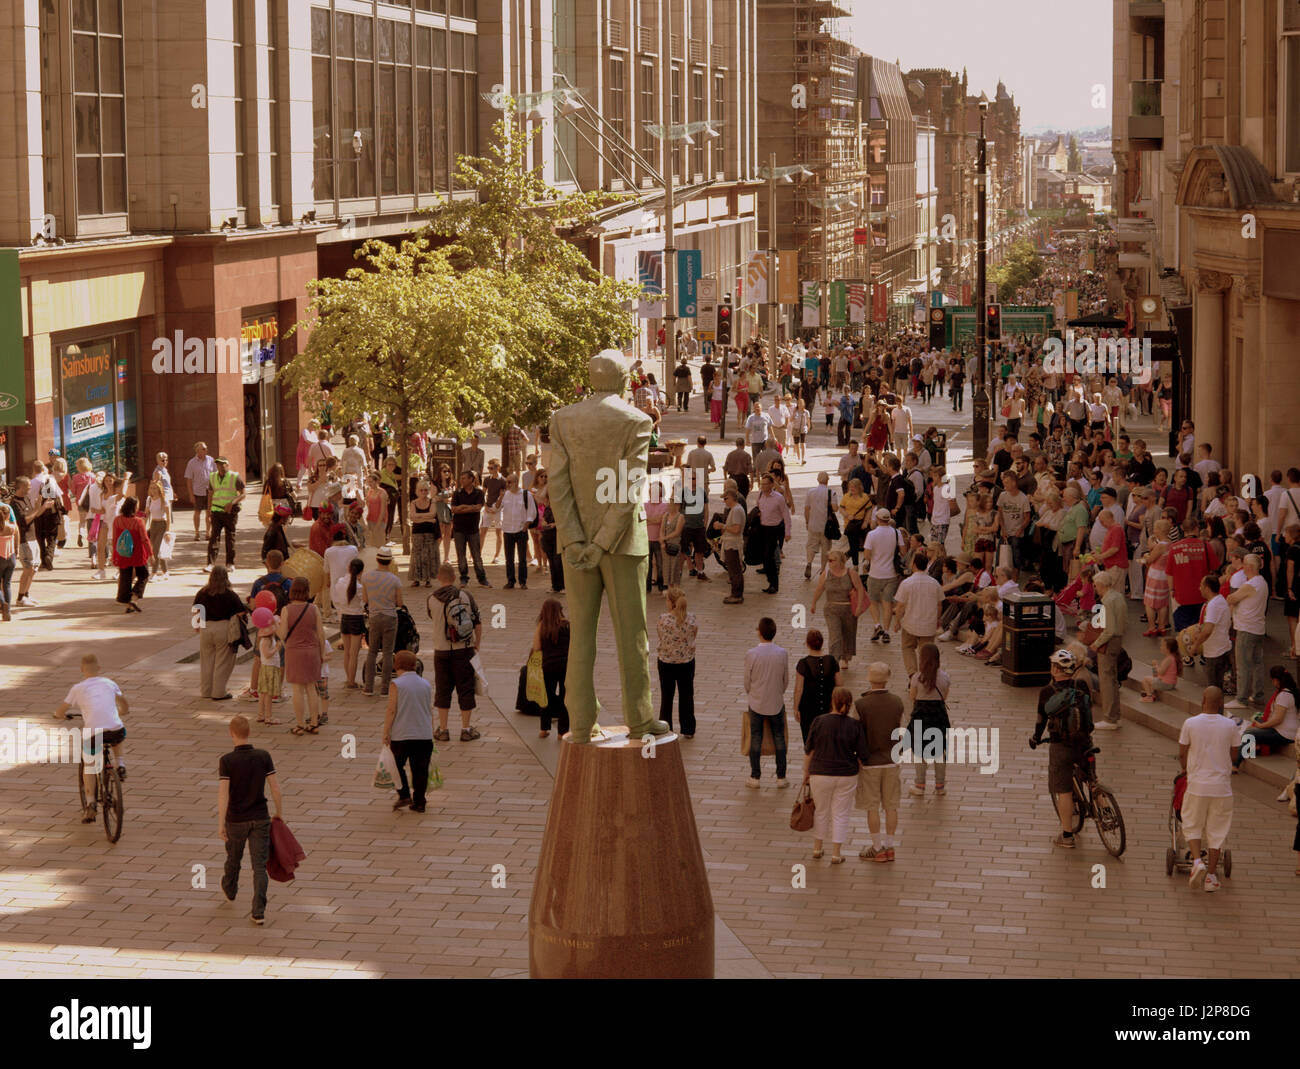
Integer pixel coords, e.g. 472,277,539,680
0,249,23,425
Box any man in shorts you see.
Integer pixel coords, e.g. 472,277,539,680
1179,686,1239,893
863,509,903,643
1030,648,1094,849
185,442,216,541
854,662,904,861
428,562,482,741
54,654,129,823
480,458,507,563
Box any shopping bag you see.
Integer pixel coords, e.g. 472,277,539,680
1127,557,1145,600
996,541,1013,573
373,746,400,791
471,652,489,697
158,531,175,561
525,650,547,705
740,712,777,756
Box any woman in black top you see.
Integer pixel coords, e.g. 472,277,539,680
530,598,570,738
792,629,840,746
192,565,247,700
800,686,869,864
408,482,440,587
261,505,293,562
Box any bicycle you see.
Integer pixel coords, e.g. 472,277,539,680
67,714,124,843
1029,738,1126,857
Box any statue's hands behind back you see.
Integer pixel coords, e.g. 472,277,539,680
563,541,605,571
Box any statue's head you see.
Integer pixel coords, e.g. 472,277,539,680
589,350,629,395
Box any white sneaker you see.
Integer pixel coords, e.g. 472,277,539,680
92,570,106,580
201,565,212,573
1224,699,1247,710
1093,721,1120,731
776,778,790,789
909,783,926,795
745,778,760,790
1204,874,1221,893
1188,857,1207,889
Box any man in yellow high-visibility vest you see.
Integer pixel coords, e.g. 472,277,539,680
205,456,246,574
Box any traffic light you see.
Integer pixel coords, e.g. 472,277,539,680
717,295,733,346
986,303,1002,341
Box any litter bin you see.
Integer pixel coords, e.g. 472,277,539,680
932,431,947,469
1000,590,1055,687
428,437,459,479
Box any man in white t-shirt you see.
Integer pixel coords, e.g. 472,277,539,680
890,399,913,455
1274,468,1300,542
892,552,944,676
804,471,832,580
322,528,359,621
1225,553,1269,709
53,654,129,823
1193,443,1221,484
1179,686,1239,893
1185,575,1234,694
863,509,904,642
184,442,216,541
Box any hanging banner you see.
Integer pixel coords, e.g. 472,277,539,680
743,251,769,306
677,249,702,318
777,251,800,306
1064,289,1079,323
801,281,820,328
913,292,927,324
828,281,848,328
696,278,718,339
0,249,24,426
872,284,888,324
931,290,944,308
637,251,663,319
961,282,972,306
848,283,867,325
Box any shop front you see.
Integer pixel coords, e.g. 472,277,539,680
240,311,280,482
51,329,141,478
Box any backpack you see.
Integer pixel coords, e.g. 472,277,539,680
743,507,764,566
114,527,134,558
441,590,476,645
1043,682,1094,745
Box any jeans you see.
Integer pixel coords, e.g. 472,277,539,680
952,383,964,411
1234,630,1266,703
222,818,271,919
1006,534,1026,572
0,553,13,605
504,530,529,586
208,509,237,566
364,613,399,694
751,440,767,462
758,524,782,590
1204,651,1231,693
657,659,696,734
390,738,434,806
541,664,570,734
647,541,665,588
748,707,787,779
453,529,486,583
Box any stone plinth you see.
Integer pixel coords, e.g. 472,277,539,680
528,729,714,978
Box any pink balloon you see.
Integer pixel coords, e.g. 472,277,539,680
250,607,274,630
253,590,278,612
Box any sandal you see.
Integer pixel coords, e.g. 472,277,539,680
830,855,846,865
263,718,282,725
812,849,824,860
306,721,320,734
289,725,306,736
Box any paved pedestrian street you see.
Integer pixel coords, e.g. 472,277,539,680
3,387,1297,980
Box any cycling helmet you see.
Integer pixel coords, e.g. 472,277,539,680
1050,649,1078,671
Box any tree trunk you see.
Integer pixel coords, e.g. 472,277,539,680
398,408,411,557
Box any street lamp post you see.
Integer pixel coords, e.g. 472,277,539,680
973,100,990,458
767,152,779,377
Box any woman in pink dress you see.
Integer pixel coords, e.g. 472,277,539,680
278,576,328,734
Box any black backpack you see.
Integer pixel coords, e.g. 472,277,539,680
743,507,764,566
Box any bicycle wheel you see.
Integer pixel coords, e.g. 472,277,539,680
100,769,124,844
1090,782,1126,857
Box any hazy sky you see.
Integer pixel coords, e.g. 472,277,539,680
844,1,1113,131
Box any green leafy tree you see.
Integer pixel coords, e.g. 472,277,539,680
990,239,1045,303
422,114,641,436
1067,135,1082,173
281,237,517,550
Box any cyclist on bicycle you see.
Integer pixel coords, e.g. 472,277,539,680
1030,648,1095,849
53,654,129,823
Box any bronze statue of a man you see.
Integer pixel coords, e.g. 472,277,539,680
547,351,673,744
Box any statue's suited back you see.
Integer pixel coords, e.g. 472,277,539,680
547,351,671,744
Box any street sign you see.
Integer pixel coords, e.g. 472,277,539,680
853,227,869,246
697,278,718,340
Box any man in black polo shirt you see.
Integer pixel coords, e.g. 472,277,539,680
451,470,490,588
218,715,282,926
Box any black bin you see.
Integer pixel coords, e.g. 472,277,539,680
428,437,460,479
933,431,947,468
1000,590,1055,687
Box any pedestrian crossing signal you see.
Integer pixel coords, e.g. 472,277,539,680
717,299,733,345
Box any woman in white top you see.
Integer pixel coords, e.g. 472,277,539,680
1237,666,1299,770
333,557,367,688
145,478,172,579
790,399,811,465
94,474,123,580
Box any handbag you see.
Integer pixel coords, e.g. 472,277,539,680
226,612,252,651
823,490,841,541
790,784,816,832
850,585,868,616
740,711,778,756
525,650,547,705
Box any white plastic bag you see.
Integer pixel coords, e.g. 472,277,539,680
158,531,176,561
373,746,400,791
471,652,489,697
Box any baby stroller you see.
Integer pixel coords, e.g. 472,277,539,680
394,604,423,676
1165,770,1233,877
